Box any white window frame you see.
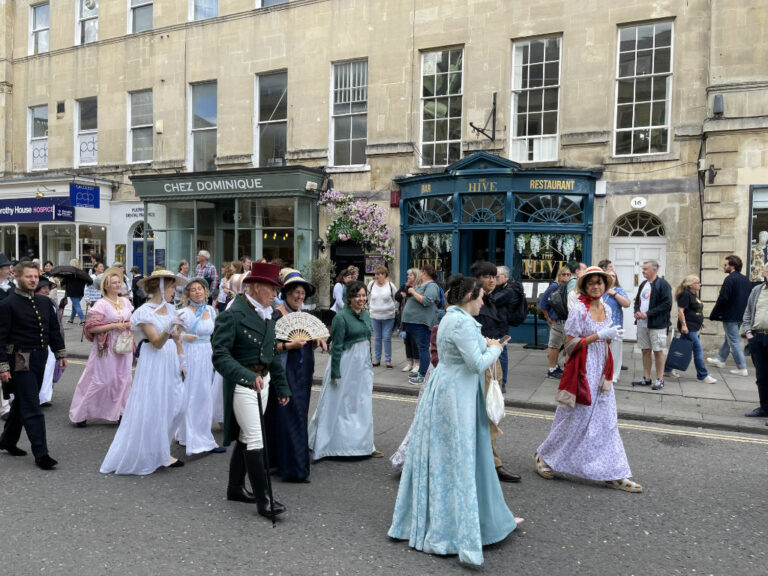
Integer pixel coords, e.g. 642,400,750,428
613,21,674,157
28,105,49,171
128,0,153,34
189,0,218,21
75,97,98,167
420,48,464,168
75,0,98,46
29,3,50,56
510,36,561,163
254,71,288,168
188,82,218,172
128,90,153,164
329,59,368,168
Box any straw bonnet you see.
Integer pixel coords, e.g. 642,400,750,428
242,262,282,287
100,266,125,295
137,268,189,290
279,268,316,297
576,266,613,294
183,276,209,295
229,272,248,294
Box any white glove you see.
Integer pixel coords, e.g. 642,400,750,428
597,325,624,341
166,317,184,334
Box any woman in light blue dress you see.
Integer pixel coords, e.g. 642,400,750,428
388,274,522,566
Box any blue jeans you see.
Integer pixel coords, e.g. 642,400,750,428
69,297,84,322
683,331,708,380
499,346,508,388
717,322,746,369
403,323,431,377
371,318,395,363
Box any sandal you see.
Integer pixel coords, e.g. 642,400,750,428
605,478,643,493
533,451,554,479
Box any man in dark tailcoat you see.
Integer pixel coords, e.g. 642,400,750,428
0,260,67,469
212,262,292,519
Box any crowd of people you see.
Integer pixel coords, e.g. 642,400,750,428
1,247,765,566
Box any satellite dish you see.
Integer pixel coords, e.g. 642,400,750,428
84,0,97,10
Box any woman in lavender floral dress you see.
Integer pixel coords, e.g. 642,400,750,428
533,266,643,493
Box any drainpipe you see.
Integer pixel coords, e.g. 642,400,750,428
697,133,707,281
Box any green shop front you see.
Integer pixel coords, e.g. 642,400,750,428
130,167,324,274
396,152,601,343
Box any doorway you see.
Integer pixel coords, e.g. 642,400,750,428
459,229,505,275
609,212,667,341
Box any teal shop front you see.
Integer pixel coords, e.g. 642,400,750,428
130,167,324,275
396,152,601,344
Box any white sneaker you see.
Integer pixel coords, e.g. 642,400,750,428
706,357,726,368
700,375,717,384
668,369,682,378
729,368,749,376
401,364,413,372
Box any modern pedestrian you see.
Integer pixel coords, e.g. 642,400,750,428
216,261,233,312
740,262,768,420
100,270,188,475
389,274,521,566
491,265,526,392
265,269,327,482
212,263,291,518
0,261,67,470
195,250,219,303
631,259,672,391
367,265,398,368
665,275,716,383
706,255,752,376
396,268,421,374
84,261,105,310
471,260,520,483
130,266,147,309
239,255,252,272
330,266,356,317
174,259,191,307
538,266,572,379
308,281,381,460
175,278,225,455
602,269,631,384
63,258,88,325
534,266,643,493
69,268,135,427
401,264,441,385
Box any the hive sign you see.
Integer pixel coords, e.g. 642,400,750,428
70,183,100,209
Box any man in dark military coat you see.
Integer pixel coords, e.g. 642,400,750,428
212,262,291,519
0,261,67,469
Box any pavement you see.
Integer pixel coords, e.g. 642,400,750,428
61,321,768,435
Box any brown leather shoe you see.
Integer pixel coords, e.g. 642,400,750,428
496,466,521,483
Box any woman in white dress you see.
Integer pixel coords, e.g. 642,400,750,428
100,270,188,475
175,278,225,455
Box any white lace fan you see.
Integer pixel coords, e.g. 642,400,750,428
275,311,330,342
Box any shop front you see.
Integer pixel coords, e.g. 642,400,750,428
396,152,601,343
130,167,325,275
0,177,113,270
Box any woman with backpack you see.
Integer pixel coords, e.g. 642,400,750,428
367,265,398,368
401,264,442,385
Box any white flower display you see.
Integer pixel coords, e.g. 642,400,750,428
530,234,541,257
411,234,419,250
445,234,452,252
516,235,527,254
562,235,576,261
422,234,430,248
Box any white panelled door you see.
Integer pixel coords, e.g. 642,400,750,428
609,238,667,340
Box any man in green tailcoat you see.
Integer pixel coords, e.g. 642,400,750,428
212,262,291,520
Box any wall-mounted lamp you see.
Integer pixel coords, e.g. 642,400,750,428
35,185,56,199
708,164,718,185
326,178,334,191
713,94,724,117
317,237,326,253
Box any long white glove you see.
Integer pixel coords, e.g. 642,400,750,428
597,325,624,341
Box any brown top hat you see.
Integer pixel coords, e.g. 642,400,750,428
242,262,283,287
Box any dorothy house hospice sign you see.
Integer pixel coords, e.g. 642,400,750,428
0,198,75,222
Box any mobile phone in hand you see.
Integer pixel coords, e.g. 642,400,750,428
499,335,511,346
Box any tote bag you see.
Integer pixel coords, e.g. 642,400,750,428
666,334,694,372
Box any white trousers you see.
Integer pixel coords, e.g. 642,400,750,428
232,375,270,450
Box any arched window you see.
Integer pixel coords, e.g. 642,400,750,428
130,221,154,240
611,212,665,237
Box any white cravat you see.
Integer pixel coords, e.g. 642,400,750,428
244,293,273,321
0,279,9,292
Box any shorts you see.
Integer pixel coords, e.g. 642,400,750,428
548,321,565,350
637,326,667,352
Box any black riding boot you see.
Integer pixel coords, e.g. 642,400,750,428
227,441,257,503
243,448,286,519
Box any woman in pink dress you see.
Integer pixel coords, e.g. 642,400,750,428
69,267,134,427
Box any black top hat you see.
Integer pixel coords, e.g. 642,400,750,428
0,252,11,268
36,276,55,291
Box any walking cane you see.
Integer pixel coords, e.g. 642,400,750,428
255,386,277,527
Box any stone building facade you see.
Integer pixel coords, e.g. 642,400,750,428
0,0,766,344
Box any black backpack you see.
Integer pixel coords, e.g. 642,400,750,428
506,281,528,327
547,282,569,320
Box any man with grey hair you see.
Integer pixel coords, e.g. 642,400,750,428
195,249,219,299
492,265,526,392
632,259,672,391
